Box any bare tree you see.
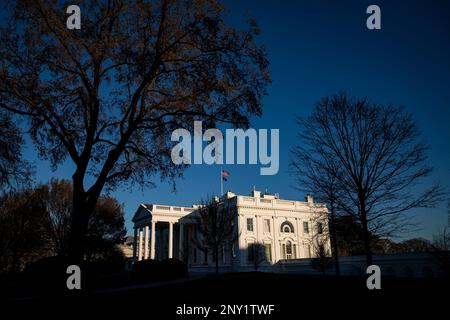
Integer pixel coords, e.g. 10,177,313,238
0,180,126,272
448,199,450,228
291,148,342,275
433,227,450,251
400,238,434,253
0,0,269,260
431,227,450,276
44,179,72,256
310,238,333,275
194,199,236,275
296,93,443,266
84,195,126,262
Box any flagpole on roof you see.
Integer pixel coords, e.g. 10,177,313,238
220,167,223,196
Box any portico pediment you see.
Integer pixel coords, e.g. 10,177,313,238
132,204,152,223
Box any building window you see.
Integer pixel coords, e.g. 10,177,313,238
317,222,323,234
285,241,293,259
264,243,272,262
263,219,271,233
281,241,296,260
303,221,309,234
280,221,294,233
246,218,254,232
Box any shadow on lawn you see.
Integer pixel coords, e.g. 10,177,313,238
0,256,188,301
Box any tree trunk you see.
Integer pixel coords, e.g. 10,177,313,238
360,204,373,267
68,196,90,262
329,202,341,276
68,176,97,262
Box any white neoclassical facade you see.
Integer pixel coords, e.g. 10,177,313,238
131,190,330,272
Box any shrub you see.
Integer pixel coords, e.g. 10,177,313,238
130,258,187,283
24,256,82,294
160,258,188,279
130,259,162,283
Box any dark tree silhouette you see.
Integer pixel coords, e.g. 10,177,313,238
0,0,269,260
431,227,450,276
310,239,333,275
448,199,450,228
84,195,126,262
0,187,48,273
248,243,267,271
0,112,33,191
43,179,72,257
296,93,443,266
0,180,126,273
400,238,434,253
291,149,342,275
433,227,450,251
42,179,126,261
334,215,368,256
194,199,236,275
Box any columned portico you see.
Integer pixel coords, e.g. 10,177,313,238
178,223,184,260
132,228,138,262
144,225,149,259
132,203,196,263
168,222,174,259
132,208,186,262
138,228,143,261
150,221,156,259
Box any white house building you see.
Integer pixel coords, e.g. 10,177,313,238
131,189,330,272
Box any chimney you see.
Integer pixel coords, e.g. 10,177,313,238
306,195,314,204
224,191,235,199
251,190,261,198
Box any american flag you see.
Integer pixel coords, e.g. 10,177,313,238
221,170,230,181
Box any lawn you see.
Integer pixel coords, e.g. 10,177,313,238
3,272,448,317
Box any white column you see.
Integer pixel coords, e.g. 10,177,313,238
138,228,143,261
255,215,261,243
296,218,302,258
255,215,262,262
178,223,184,260
272,217,279,262
144,225,149,260
133,228,138,262
238,214,245,266
150,221,156,259
168,221,174,259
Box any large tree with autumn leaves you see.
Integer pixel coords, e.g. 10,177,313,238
0,0,270,260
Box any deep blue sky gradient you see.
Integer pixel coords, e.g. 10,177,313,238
14,0,450,240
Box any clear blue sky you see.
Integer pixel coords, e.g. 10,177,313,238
18,0,450,240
